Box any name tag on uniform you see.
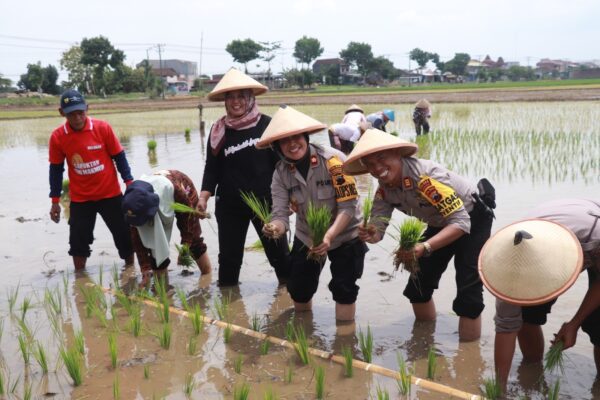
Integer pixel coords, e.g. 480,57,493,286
417,176,463,218
327,156,358,203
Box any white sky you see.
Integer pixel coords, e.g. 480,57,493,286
1,0,599,84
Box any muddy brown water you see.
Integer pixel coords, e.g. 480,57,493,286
0,104,599,399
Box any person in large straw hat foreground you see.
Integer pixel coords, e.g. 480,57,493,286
258,105,367,321
343,129,496,341
479,198,600,391
198,68,290,286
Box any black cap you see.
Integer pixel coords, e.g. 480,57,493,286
60,89,87,114
122,181,160,226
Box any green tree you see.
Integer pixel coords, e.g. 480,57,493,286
283,68,315,89
322,64,341,85
60,45,94,92
340,42,373,77
80,36,126,95
409,48,440,69
442,53,471,76
293,36,323,69
18,62,60,94
0,73,13,93
368,56,398,80
225,39,264,73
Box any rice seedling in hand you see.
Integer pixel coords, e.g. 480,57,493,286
251,312,263,332
396,353,411,397
427,346,437,380
293,325,310,365
188,336,197,355
147,139,157,151
143,365,150,379
156,323,171,349
482,373,501,400
60,346,83,386
183,373,195,398
113,374,120,399
547,379,560,400
171,202,210,219
17,335,30,364
358,325,373,363
33,341,49,374
234,355,243,374
233,383,250,400
362,187,374,228
315,365,325,399
342,346,353,377
376,385,390,400
392,217,427,277
74,330,85,355
260,339,270,355
306,202,332,261
544,341,565,374
240,191,272,225
223,323,232,344
108,333,118,369
175,244,194,268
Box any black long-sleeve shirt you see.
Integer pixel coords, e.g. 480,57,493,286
201,114,278,202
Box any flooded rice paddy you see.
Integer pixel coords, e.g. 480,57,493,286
0,102,599,399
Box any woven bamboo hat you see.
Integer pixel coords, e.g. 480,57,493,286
345,104,364,114
342,129,418,175
207,68,268,101
478,219,583,306
256,105,327,149
415,99,431,108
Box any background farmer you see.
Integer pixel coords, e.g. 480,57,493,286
122,170,211,283
48,89,133,271
258,105,367,322
413,99,432,135
366,108,395,132
479,198,600,390
344,129,495,341
198,68,290,286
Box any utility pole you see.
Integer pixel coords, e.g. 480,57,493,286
198,31,204,90
157,43,165,100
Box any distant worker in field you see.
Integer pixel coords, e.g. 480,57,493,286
366,108,395,132
413,99,432,136
122,170,212,283
341,104,367,127
328,104,367,154
48,89,134,271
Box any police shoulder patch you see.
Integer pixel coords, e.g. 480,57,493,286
327,156,358,202
417,175,463,218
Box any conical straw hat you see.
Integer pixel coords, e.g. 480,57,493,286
415,99,431,108
342,129,418,175
478,219,582,306
207,67,268,101
256,105,327,149
345,104,364,114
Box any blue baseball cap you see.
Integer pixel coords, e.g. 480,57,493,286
60,89,87,114
122,181,160,226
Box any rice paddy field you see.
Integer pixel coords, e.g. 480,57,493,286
0,101,599,399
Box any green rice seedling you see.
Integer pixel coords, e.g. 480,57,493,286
285,318,294,341
7,284,20,314
306,202,332,261
342,346,353,377
362,187,374,228
74,330,85,355
315,365,325,399
183,373,195,398
108,333,118,369
223,323,232,344
16,318,32,340
358,325,373,363
547,379,560,400
251,312,263,332
190,303,203,335
91,303,109,328
33,341,49,374
128,305,142,337
171,202,210,219
79,285,97,318
212,294,230,321
59,346,83,386
0,369,4,396
260,339,270,355
175,287,190,311
392,217,427,276
396,353,411,397
285,362,293,383
98,265,104,286
111,264,119,289
147,139,157,151
17,335,30,364
188,336,197,355
154,277,170,323
23,381,32,400
8,374,19,395
157,323,171,349
114,290,134,316
110,304,119,327
175,244,194,268
376,385,390,400
233,383,250,400
482,374,501,400
263,387,277,400
62,179,70,194
427,346,437,380
143,365,150,379
20,296,32,322
113,374,120,399
246,239,264,251
62,271,69,294
184,128,191,136
293,325,310,365
234,355,243,374
544,341,565,374
240,191,272,225
44,287,62,316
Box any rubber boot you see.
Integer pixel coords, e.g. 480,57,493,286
195,252,212,275
73,256,86,271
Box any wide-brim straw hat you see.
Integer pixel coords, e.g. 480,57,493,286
207,67,268,101
256,105,327,149
478,219,583,306
342,129,418,175
415,99,431,108
345,104,364,114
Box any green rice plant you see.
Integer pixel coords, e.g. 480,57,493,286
544,341,565,374
358,325,373,363
234,355,243,374
0,369,4,396
23,381,32,400
156,323,171,349
7,284,20,314
233,383,250,400
285,318,294,341
482,373,501,400
113,374,120,399
108,333,118,369
74,330,85,355
190,303,204,335
263,387,277,400
175,244,194,268
114,290,134,316
183,373,195,398
342,345,353,377
376,385,390,400
33,341,49,374
184,128,191,136
91,303,109,328
362,187,374,228
240,191,272,225
128,304,142,337
175,287,190,311
111,264,119,289
392,217,427,276
98,265,104,286
315,365,325,399
223,323,232,344
188,336,197,355
110,304,119,327
20,296,32,322
44,286,62,317
285,362,293,383
62,271,69,294
260,339,270,355
17,335,30,364
293,325,310,365
79,285,97,318
306,202,332,261
59,346,83,386
251,312,263,332
427,346,437,380
212,294,230,321
62,179,70,194
147,139,157,151
154,276,170,323
47,308,63,338
396,352,411,397
171,202,210,219
16,318,32,340
547,379,560,400
7,374,19,395
143,365,150,379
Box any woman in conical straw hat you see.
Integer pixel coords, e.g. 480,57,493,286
343,129,495,341
258,105,367,321
413,99,432,136
478,198,600,391
198,67,290,286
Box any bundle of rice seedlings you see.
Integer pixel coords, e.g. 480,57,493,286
544,341,565,374
306,202,332,262
59,346,83,386
147,140,157,151
175,244,194,268
362,187,374,228
240,191,276,234
171,202,210,219
482,374,502,400
392,217,427,277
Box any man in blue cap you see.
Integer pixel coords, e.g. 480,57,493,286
48,89,134,270
366,109,395,132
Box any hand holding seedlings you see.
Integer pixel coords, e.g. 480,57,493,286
552,321,579,350
262,221,284,240
310,232,332,256
50,203,61,223
358,224,380,243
